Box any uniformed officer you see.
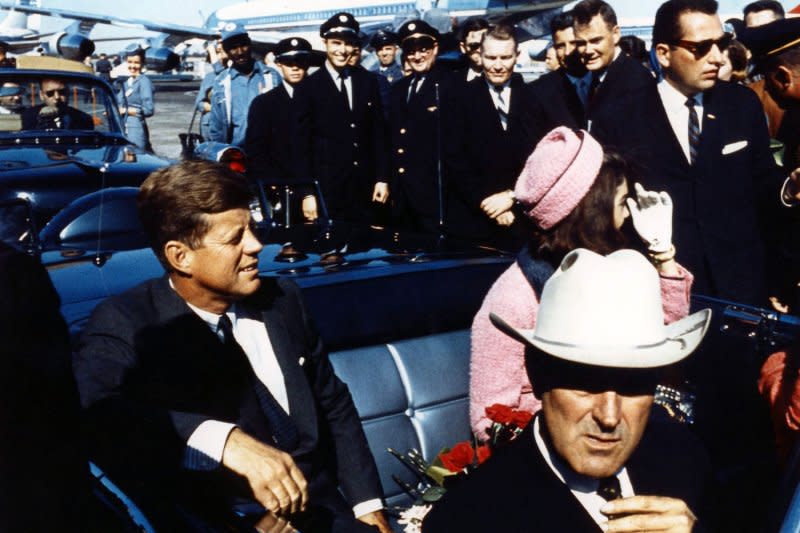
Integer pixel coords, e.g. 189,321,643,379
208,23,282,146
292,12,390,223
369,30,403,84
195,41,228,140
389,19,456,233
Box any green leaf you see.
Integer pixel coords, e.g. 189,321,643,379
422,486,448,503
425,465,455,486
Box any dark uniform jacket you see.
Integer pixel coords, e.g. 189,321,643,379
528,68,588,135
593,81,784,304
444,75,540,245
422,416,711,533
75,276,383,526
388,65,456,232
245,83,296,183
292,65,389,221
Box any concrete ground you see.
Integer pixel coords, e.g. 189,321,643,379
148,81,201,161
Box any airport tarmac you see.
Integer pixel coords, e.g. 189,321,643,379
148,81,201,161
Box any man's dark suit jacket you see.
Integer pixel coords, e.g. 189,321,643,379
388,65,457,232
422,415,711,533
245,83,296,183
292,66,389,221
75,276,383,525
586,53,655,129
529,69,587,135
593,81,784,304
444,75,541,244
21,104,94,130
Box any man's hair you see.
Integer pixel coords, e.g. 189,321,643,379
652,0,718,46
482,24,517,49
530,150,631,267
458,17,490,42
137,161,253,268
550,11,575,38
619,35,649,63
572,0,618,29
743,0,785,19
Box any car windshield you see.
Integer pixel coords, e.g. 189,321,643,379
0,72,122,136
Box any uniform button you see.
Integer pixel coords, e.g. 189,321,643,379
353,161,359,166
353,142,359,148
400,128,406,134
397,148,404,154
350,123,356,128
398,167,405,174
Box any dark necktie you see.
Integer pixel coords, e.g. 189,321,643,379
407,75,423,104
339,69,351,111
686,96,700,165
217,314,299,451
597,476,622,501
588,72,601,103
494,86,508,131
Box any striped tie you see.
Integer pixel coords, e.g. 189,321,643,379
494,86,508,131
686,96,700,165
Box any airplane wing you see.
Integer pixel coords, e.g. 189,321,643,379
0,2,218,40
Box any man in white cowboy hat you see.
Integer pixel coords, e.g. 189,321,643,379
423,248,713,533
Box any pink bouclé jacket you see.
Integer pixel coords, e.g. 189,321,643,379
469,260,694,438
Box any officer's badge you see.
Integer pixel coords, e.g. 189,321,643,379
224,22,236,32
291,39,298,46
339,14,348,22
409,23,416,31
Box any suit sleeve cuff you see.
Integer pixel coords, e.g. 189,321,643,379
183,420,237,471
781,177,799,207
352,498,384,518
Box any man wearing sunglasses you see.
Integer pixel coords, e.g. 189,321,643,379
593,0,797,307
21,78,93,131
457,17,489,84
245,37,312,192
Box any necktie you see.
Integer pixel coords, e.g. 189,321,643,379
339,69,351,111
494,86,508,131
686,96,700,165
597,476,622,501
407,75,423,104
576,78,589,109
588,72,601,103
217,314,299,451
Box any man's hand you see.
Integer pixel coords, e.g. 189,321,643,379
302,196,318,221
480,190,514,219
601,495,697,532
788,168,800,203
221,428,308,517
372,182,389,204
357,510,394,533
496,211,515,227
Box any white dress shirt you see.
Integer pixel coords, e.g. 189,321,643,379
657,79,705,164
533,417,634,528
325,60,352,109
283,80,295,98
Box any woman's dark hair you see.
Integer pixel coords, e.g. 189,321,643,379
530,150,633,266
126,48,146,62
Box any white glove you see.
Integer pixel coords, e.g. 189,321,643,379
626,182,673,253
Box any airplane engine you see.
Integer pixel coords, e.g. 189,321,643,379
47,32,95,61
144,47,180,72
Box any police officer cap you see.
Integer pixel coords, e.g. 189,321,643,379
739,17,800,60
397,19,440,43
320,12,360,39
370,30,398,49
274,37,312,59
220,22,249,46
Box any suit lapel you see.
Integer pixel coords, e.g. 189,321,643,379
648,88,691,171
694,88,720,175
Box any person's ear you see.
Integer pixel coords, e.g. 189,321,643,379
768,65,794,95
612,25,621,46
655,43,671,70
164,240,193,275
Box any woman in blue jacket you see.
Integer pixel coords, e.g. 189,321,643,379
117,49,154,151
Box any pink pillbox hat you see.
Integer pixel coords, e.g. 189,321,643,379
514,126,603,229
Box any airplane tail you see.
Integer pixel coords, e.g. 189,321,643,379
0,0,41,32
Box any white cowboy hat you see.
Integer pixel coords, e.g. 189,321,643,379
490,248,711,368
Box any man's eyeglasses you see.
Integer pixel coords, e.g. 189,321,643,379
670,32,732,59
44,88,67,97
464,42,481,52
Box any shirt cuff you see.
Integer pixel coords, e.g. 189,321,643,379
781,176,799,207
352,498,384,518
183,420,237,471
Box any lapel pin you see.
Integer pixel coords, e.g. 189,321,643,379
707,114,716,120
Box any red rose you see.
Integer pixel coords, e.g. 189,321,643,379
510,409,533,429
439,441,474,473
476,444,492,465
485,404,514,425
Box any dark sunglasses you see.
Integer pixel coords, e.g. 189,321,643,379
671,32,732,59
44,88,67,97
464,42,481,52
401,36,436,55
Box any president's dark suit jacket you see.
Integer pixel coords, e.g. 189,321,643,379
292,67,389,220
593,81,783,304
422,415,711,533
245,83,296,183
21,104,94,130
528,68,587,135
75,276,383,517
444,76,541,244
388,65,457,232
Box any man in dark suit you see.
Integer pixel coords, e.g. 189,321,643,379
444,24,540,247
423,249,713,532
388,20,456,233
75,161,391,532
455,17,489,84
529,11,592,136
21,78,94,130
571,0,655,130
593,0,800,305
292,12,389,223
